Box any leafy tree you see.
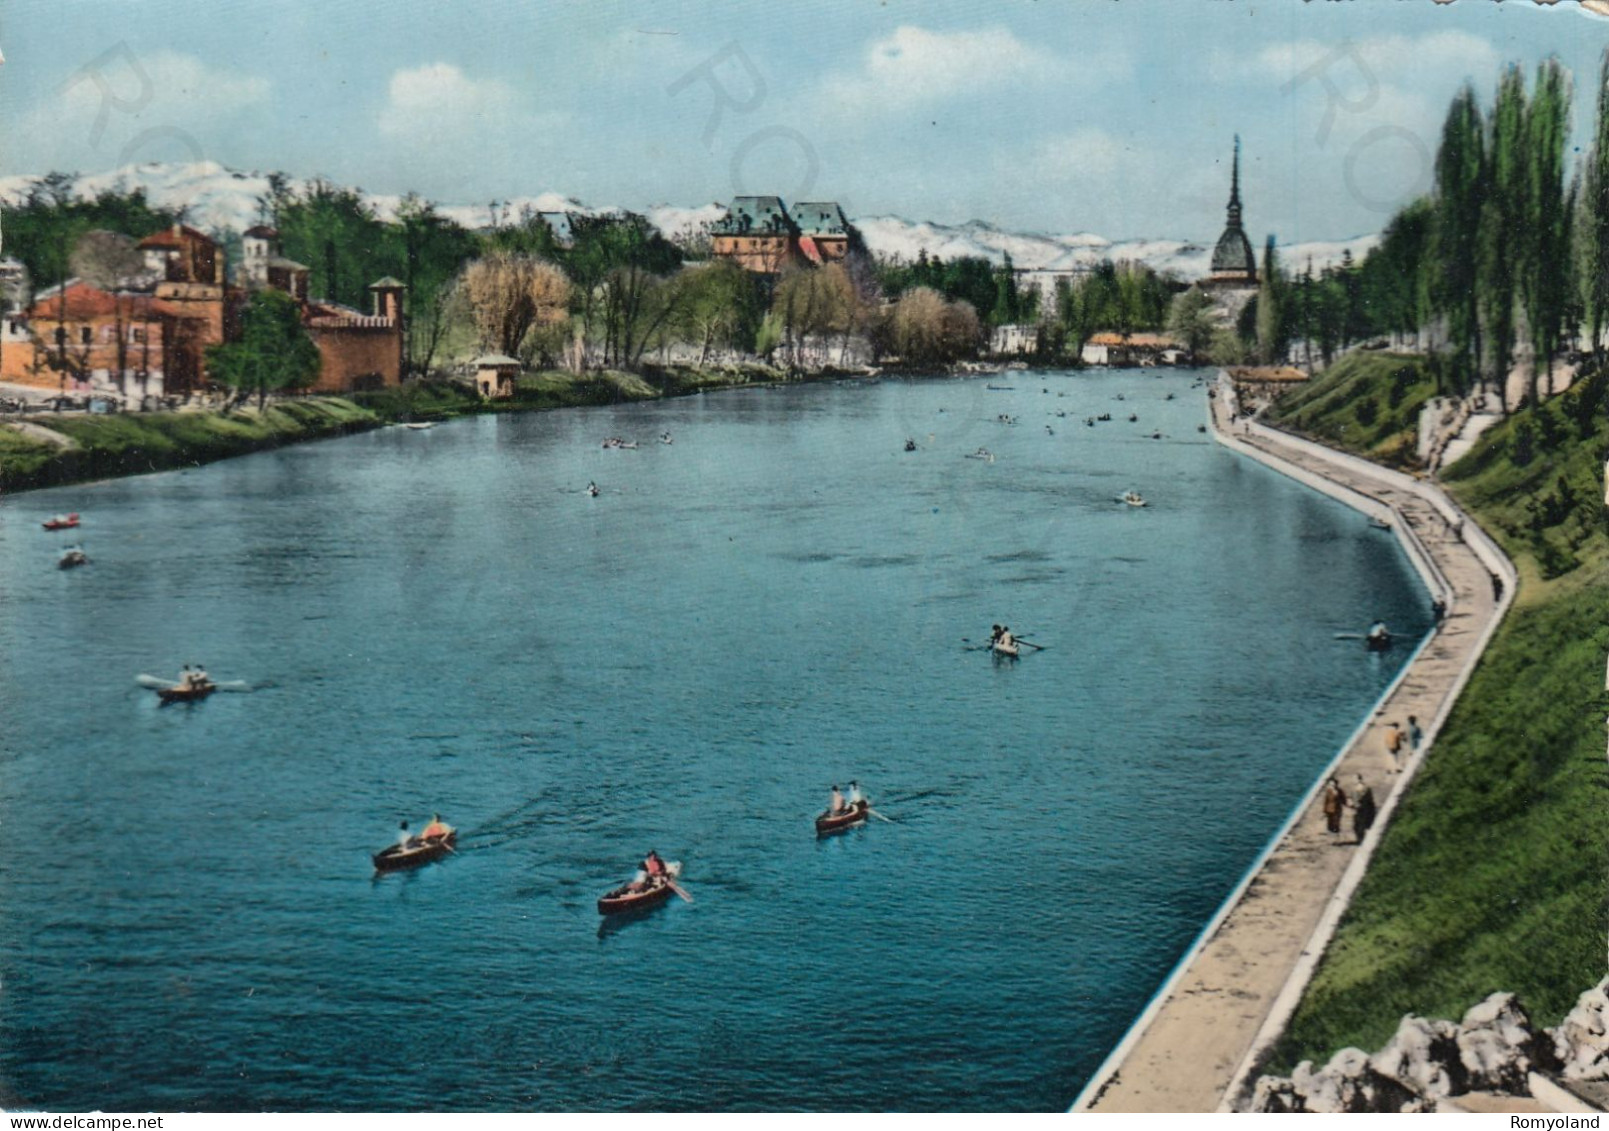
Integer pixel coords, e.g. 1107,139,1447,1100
274,178,387,309
670,259,762,365
890,287,979,364
1256,236,1287,363
391,194,478,374
1521,58,1572,406
461,251,570,358
1360,198,1433,349
562,212,683,364
1433,85,1487,394
1167,287,1217,361
206,290,321,408
69,229,146,390
1481,66,1527,407
771,262,859,368
4,178,180,293
1581,50,1609,364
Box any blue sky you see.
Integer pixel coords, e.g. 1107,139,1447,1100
2,1,1605,242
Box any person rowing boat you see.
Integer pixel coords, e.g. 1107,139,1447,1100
421,813,453,841
828,784,847,816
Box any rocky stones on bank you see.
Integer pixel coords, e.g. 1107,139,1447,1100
1249,983,1609,1113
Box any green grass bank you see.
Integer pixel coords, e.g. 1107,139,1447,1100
1264,350,1443,469
1264,354,1609,1071
0,363,799,496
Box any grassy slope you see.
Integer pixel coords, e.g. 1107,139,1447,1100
1265,357,1609,1070
0,398,381,493
1265,351,1442,468
0,364,796,495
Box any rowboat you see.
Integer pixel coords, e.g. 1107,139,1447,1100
58,549,89,569
1365,631,1393,652
992,639,1020,658
372,831,457,873
157,682,216,704
43,513,80,531
1118,491,1148,507
404,421,437,431
598,860,683,915
815,799,870,836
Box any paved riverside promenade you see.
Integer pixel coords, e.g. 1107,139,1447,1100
1073,381,1516,1113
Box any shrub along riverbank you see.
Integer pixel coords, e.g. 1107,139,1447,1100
0,362,806,495
1263,355,1609,1072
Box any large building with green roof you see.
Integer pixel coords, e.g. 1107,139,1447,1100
711,195,857,273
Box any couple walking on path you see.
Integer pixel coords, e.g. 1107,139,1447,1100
1322,775,1376,844
1380,715,1423,773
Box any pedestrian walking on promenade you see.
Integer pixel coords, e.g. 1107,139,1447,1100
1322,776,1348,837
1407,715,1423,753
1383,721,1405,772
1352,776,1377,844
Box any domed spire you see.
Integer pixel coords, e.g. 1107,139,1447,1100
1210,135,1256,284
1227,134,1242,226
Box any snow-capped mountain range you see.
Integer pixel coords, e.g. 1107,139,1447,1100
0,161,1379,280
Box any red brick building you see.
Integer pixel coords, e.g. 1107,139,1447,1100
6,224,405,399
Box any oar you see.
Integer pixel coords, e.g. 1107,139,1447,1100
665,878,694,903
1333,633,1365,640
867,807,896,824
1016,640,1047,651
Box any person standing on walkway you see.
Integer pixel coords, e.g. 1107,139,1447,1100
1322,776,1348,837
1407,715,1423,754
1383,721,1405,772
1352,776,1377,844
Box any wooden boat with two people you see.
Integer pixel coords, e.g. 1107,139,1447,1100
373,815,456,873
817,781,882,836
598,852,687,915
816,799,870,835
143,664,218,704
58,547,89,570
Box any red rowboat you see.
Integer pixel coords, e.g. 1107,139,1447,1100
372,831,457,873
597,861,684,915
43,513,80,531
815,799,870,836
597,878,675,915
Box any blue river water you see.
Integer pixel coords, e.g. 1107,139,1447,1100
0,369,1427,1112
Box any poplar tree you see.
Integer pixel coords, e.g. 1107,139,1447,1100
1481,66,1527,410
1521,58,1572,406
1580,49,1609,363
1256,235,1286,364
1431,86,1485,396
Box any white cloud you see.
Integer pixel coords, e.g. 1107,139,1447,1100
378,63,523,143
814,25,1106,125
7,50,270,175
1257,31,1498,91
1026,128,1150,182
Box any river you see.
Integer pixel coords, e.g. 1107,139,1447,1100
0,369,1427,1111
